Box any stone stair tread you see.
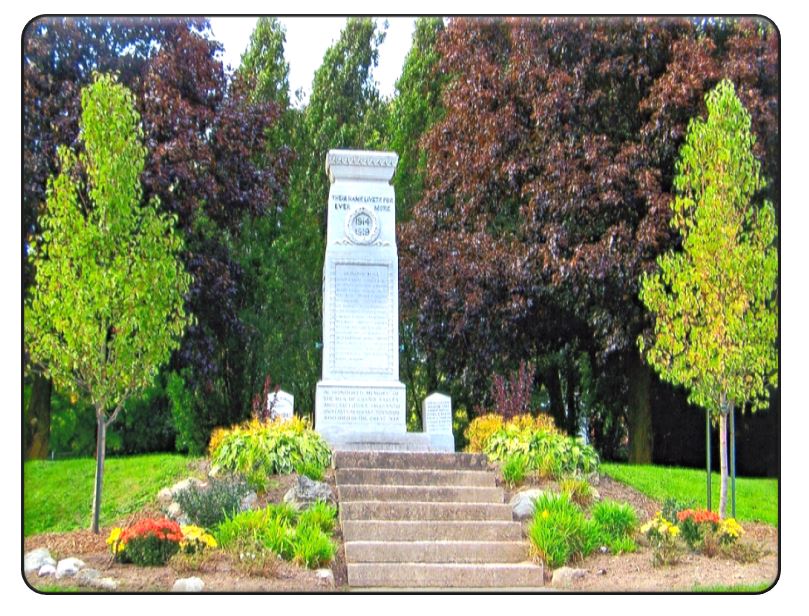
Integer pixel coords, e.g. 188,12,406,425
344,540,529,563
340,500,513,521
334,451,489,470
336,468,495,487
347,562,545,588
337,484,504,503
341,520,523,542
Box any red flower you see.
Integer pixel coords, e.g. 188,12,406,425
677,509,720,525
120,517,183,545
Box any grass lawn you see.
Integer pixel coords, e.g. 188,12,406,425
693,582,774,593
24,453,199,536
601,463,777,526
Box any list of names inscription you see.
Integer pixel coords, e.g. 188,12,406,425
332,262,392,374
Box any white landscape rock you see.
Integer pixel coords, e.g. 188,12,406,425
157,487,174,505
55,557,85,579
24,548,55,575
37,564,56,577
316,568,335,586
172,577,205,592
170,477,207,497
509,489,544,521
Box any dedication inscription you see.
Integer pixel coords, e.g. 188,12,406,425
315,150,407,444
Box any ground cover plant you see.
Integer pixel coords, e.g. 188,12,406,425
601,463,777,525
24,454,199,535
215,501,337,569
209,417,331,489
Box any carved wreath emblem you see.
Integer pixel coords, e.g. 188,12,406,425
344,206,380,245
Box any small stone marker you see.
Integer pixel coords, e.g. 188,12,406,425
268,389,294,420
422,392,454,452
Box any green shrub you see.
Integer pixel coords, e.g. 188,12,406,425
173,475,250,528
591,500,638,540
528,493,594,568
209,418,331,490
502,453,528,487
297,501,337,534
484,427,599,479
293,523,336,568
559,476,596,507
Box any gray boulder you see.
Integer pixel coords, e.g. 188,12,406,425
76,568,100,583
76,569,119,591
283,475,335,509
240,491,258,511
24,548,55,575
172,577,205,592
55,557,85,579
509,489,544,521
37,564,56,578
551,567,587,588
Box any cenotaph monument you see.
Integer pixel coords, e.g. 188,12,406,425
315,150,452,451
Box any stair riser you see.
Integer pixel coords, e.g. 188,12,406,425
334,451,489,470
336,468,495,487
347,563,545,588
338,485,503,503
341,521,524,542
345,541,529,563
340,501,513,522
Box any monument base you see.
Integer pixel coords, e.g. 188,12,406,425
315,380,455,452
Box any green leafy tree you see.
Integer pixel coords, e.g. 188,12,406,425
388,17,445,223
245,18,388,415
25,73,192,532
639,79,778,517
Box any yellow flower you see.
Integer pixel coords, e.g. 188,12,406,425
106,527,126,554
541,510,550,519
668,525,680,538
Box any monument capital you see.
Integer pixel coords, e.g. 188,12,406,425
326,149,398,183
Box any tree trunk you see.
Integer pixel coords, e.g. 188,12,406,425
564,360,578,436
91,416,106,533
543,366,565,431
718,393,732,519
25,374,52,460
626,353,653,464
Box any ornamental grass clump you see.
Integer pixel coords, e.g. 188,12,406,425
528,493,599,568
214,501,337,570
591,500,638,554
209,417,331,490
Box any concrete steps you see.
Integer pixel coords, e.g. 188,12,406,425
336,451,544,588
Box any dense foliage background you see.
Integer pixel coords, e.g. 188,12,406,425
23,17,779,475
